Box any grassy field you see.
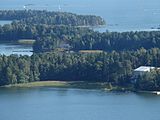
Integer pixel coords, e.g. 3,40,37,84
17,39,36,45
2,81,111,89
3,81,69,88
79,50,104,53
1,81,132,91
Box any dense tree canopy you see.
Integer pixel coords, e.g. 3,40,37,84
1,10,160,91
0,22,91,41
0,48,160,91
135,69,160,91
0,10,105,26
33,30,160,52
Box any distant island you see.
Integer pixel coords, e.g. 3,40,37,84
0,10,160,92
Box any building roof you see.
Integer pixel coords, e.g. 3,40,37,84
134,66,155,72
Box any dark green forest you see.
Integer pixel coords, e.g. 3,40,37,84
0,23,91,41
0,10,105,26
1,48,160,90
33,30,160,52
0,10,160,91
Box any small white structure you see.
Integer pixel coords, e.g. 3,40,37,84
132,66,160,83
133,66,160,77
134,66,155,76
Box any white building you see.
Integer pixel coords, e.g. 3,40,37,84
134,66,155,76
133,66,160,79
131,66,156,83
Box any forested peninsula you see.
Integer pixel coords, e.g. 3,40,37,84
0,10,105,26
1,10,160,91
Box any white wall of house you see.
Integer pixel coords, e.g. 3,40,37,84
133,66,154,76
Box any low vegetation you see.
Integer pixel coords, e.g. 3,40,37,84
17,39,35,45
3,81,69,88
2,81,132,91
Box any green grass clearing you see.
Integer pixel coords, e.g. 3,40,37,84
17,39,36,45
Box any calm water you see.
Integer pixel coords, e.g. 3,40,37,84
0,0,160,31
0,20,12,25
0,1,160,119
0,43,33,56
0,87,160,120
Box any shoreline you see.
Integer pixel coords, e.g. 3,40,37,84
1,81,69,88
0,81,160,95
1,81,114,89
1,81,132,92
2,81,160,95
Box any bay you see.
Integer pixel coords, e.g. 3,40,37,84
0,42,33,56
0,1,160,119
0,20,12,25
0,87,160,120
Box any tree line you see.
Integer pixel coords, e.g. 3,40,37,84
33,29,160,52
1,10,160,91
0,10,105,26
2,21,159,53
1,48,160,91
1,10,160,53
0,22,91,41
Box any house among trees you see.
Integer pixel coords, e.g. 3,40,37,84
132,66,160,90
132,66,160,82
133,66,155,77
131,66,156,83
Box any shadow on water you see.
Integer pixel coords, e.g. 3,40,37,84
136,92,160,99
